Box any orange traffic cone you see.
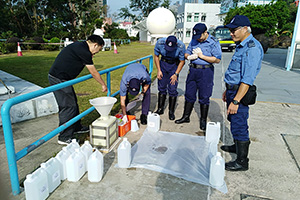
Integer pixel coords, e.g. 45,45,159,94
114,42,118,54
17,42,23,56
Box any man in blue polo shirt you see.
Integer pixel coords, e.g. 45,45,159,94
154,35,186,120
175,23,222,132
221,15,263,171
120,63,151,125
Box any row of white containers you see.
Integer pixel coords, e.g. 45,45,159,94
24,140,104,200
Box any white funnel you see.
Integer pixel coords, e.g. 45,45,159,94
89,97,117,119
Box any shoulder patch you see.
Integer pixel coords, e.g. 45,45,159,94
247,40,256,48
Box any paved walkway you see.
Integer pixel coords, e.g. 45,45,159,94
1,48,300,200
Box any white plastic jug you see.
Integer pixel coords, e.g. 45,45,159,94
206,122,221,143
81,140,93,169
66,139,80,153
40,157,61,193
66,148,86,182
209,152,225,187
117,138,131,168
147,111,160,132
209,142,218,156
24,168,49,200
55,146,70,180
87,149,104,182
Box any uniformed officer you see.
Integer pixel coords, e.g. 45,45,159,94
175,23,222,132
221,15,263,171
120,63,151,125
154,35,186,120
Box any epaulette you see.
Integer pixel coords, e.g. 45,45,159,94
177,42,184,49
247,40,256,48
210,36,218,42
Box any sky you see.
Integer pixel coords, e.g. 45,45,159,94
107,0,179,16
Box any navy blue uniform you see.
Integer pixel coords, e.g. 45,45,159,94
120,63,151,115
185,34,222,104
224,34,263,141
154,38,185,96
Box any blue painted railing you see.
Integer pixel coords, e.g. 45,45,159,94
1,55,153,195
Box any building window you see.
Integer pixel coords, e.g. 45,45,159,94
187,15,192,22
201,15,206,22
194,13,199,22
186,30,191,37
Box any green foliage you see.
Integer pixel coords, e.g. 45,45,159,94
0,0,102,40
119,0,169,20
224,0,295,37
43,37,60,51
0,42,8,54
109,29,129,39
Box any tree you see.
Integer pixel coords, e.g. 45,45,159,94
118,6,136,21
224,0,293,36
0,0,103,40
118,0,167,21
129,0,160,17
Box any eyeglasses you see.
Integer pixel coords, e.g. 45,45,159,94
229,27,243,33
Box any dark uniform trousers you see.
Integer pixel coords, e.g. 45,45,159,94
126,82,151,115
226,89,249,141
185,66,214,105
48,74,82,140
158,60,178,97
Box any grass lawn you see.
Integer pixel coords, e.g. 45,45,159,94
0,42,157,126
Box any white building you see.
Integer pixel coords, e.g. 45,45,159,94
238,0,274,7
118,22,139,37
175,3,222,43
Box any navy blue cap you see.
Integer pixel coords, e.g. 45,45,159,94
164,36,177,52
225,15,251,28
128,78,141,95
192,23,207,40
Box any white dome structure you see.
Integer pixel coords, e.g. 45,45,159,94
147,7,175,39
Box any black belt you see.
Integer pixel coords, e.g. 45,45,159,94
226,83,239,91
161,58,176,64
190,63,213,69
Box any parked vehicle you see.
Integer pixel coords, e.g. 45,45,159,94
211,26,236,52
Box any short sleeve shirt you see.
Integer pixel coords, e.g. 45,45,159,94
224,34,264,85
120,63,151,96
154,38,186,61
186,34,222,65
49,41,93,80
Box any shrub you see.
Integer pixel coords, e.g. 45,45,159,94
0,42,8,54
44,37,60,51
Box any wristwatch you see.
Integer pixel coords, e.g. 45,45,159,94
175,73,179,77
232,100,240,105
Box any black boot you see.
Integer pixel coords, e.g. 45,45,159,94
155,93,166,115
168,96,177,120
175,101,194,124
225,140,250,171
221,140,237,153
140,114,147,125
200,104,209,131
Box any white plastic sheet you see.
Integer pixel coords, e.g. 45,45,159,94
130,129,228,193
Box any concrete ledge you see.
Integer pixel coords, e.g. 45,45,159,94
0,70,58,125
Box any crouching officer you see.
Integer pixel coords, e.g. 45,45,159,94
154,35,185,120
175,23,221,132
120,63,151,125
221,15,263,171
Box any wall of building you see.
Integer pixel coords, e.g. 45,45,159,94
175,3,221,43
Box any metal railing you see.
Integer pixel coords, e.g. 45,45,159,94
1,55,153,195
